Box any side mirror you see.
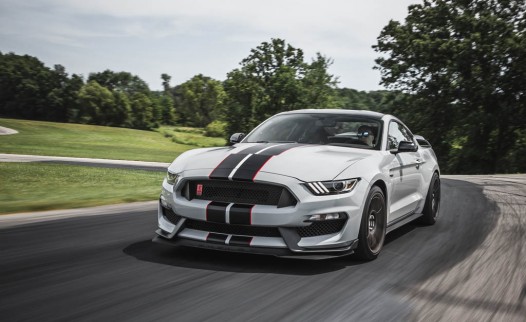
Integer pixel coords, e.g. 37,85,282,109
391,141,418,154
229,133,245,144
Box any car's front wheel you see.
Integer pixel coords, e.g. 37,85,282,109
354,186,386,261
418,172,440,225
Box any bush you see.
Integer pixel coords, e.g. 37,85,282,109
204,120,227,137
172,127,204,134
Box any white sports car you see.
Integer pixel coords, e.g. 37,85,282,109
154,109,440,260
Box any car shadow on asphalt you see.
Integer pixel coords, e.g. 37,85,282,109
123,240,363,275
122,222,421,276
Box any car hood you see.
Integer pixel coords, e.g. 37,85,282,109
170,143,376,182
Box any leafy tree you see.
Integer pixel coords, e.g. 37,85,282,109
77,80,116,125
374,0,526,173
88,70,150,96
158,94,177,125
111,91,132,127
0,52,83,121
156,73,177,125
224,38,339,135
161,73,172,93
0,52,47,119
334,89,395,111
301,54,339,108
173,74,226,127
47,65,84,122
130,92,154,129
87,70,163,129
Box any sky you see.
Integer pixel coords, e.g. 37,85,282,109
0,0,420,91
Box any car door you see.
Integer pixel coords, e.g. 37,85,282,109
387,121,425,222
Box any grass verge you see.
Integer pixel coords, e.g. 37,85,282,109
0,162,163,214
0,118,225,162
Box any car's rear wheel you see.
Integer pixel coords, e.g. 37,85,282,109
418,172,440,225
354,186,386,261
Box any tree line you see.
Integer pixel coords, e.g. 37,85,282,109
0,43,387,134
1,0,525,174
374,0,525,174
0,53,176,130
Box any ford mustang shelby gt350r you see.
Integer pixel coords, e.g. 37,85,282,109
154,109,440,260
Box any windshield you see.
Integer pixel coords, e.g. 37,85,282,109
244,113,382,150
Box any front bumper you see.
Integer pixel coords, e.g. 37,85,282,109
153,235,358,259
155,170,368,257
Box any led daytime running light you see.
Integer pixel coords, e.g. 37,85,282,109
305,178,359,195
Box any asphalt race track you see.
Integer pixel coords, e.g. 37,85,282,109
1,176,525,321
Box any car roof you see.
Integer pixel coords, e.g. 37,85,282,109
278,109,386,120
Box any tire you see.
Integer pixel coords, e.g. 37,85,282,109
418,172,440,225
354,186,387,261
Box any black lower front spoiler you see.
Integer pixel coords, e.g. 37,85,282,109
152,235,358,260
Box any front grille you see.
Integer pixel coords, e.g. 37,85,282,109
184,219,281,237
185,180,296,207
162,206,182,225
296,219,346,237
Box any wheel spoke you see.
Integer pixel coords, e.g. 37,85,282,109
371,197,383,214
368,232,377,248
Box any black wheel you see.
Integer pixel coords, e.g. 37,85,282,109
355,186,386,261
418,172,440,225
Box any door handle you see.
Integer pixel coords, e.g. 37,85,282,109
415,159,423,169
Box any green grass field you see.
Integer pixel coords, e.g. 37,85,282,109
0,118,228,213
0,118,225,162
0,162,164,214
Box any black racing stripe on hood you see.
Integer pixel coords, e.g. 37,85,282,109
231,154,273,182
232,144,300,181
209,143,301,181
209,154,247,180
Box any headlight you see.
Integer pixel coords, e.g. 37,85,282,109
305,178,360,195
166,171,179,185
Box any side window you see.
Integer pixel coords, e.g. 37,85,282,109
388,121,413,150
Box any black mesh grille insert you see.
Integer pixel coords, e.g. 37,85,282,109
186,180,295,207
184,219,281,237
162,206,181,225
296,220,346,237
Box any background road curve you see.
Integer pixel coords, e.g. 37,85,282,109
0,176,524,321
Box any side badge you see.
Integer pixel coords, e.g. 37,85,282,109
196,184,203,196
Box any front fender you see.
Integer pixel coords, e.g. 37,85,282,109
333,154,393,224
